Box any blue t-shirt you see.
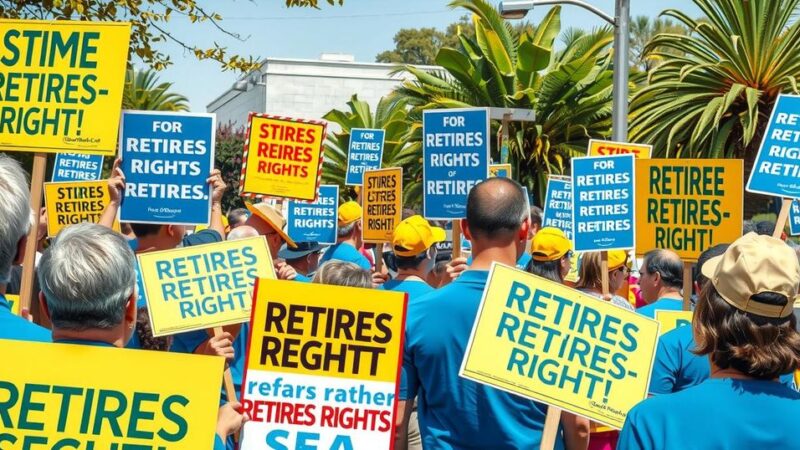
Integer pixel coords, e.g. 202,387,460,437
380,279,434,300
620,378,800,450
0,293,51,342
637,297,684,318
294,273,312,283
319,242,371,270
467,253,531,270
402,270,561,450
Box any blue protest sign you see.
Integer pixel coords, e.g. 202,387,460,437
52,153,104,182
287,185,339,245
571,154,635,252
345,128,384,186
747,94,800,198
790,200,800,236
423,108,489,219
119,111,215,225
542,176,573,240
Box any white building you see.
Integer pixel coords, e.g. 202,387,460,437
207,54,440,129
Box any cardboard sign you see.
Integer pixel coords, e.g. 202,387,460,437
240,114,326,201
0,20,130,155
572,154,635,252
747,94,800,198
423,108,490,219
346,128,385,185
287,185,339,245
241,279,406,450
460,263,659,429
490,163,512,178
43,180,118,237
790,200,800,236
119,111,215,225
6,294,20,315
137,236,275,336
635,159,743,262
588,139,652,159
542,176,573,240
655,310,693,335
363,167,403,243
52,153,104,181
0,339,222,449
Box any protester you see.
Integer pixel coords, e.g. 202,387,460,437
0,154,50,342
575,251,634,311
312,260,372,287
527,227,572,282
227,208,249,230
278,241,323,282
243,202,301,280
382,215,445,298
636,249,684,317
399,178,586,450
226,225,259,241
619,233,800,449
319,201,372,270
37,223,246,449
529,205,543,238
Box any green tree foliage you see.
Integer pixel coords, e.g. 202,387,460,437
123,68,189,111
629,15,688,72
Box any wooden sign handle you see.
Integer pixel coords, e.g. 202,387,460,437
682,262,693,311
213,326,240,443
775,198,792,239
452,220,462,259
19,153,47,317
600,251,610,298
375,244,384,273
539,406,562,450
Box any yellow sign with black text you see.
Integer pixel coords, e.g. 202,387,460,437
44,180,118,237
362,167,403,244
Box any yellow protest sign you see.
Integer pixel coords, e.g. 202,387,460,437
362,167,403,243
6,294,20,315
240,114,326,201
635,159,743,262
137,236,275,336
489,164,513,178
0,339,222,449
44,180,119,237
461,263,659,429
588,139,652,159
655,310,693,335
0,20,130,155
242,279,406,448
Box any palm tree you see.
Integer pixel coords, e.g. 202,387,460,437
123,68,190,111
629,16,688,72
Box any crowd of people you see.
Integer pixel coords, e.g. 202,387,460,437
2,151,800,450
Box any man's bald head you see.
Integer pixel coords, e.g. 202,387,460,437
466,178,528,242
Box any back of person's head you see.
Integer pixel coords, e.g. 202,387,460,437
227,225,259,241
38,223,136,330
465,178,528,242
312,260,372,288
694,233,800,379
130,223,163,239
575,252,603,290
754,221,776,236
530,205,543,229
0,154,31,284
694,244,729,286
642,249,683,290
528,227,571,282
227,208,249,228
337,201,362,239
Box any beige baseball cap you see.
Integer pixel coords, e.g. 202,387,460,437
701,232,800,318
245,202,297,248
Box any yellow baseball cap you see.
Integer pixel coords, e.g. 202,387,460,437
391,215,446,257
244,202,296,248
338,201,362,227
607,250,630,271
531,227,571,262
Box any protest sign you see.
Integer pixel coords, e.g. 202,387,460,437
241,279,406,450
655,310,693,335
423,108,489,219
240,114,326,201
363,167,403,243
635,159,743,262
137,236,275,336
6,294,20,315
588,139,652,159
0,20,130,155
460,263,659,429
43,180,118,237
52,153,104,181
0,339,222,449
790,200,800,236
747,94,800,198
571,154,635,252
119,111,215,225
490,163,512,178
287,185,339,245
346,128,385,185
542,176,573,240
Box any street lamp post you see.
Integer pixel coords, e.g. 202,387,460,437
500,0,630,141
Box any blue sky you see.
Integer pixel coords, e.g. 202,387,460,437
151,0,701,111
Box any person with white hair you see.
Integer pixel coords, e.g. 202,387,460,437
0,154,50,342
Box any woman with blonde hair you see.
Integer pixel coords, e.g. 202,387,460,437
575,250,633,311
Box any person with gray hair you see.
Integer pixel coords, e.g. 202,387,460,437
37,223,246,449
637,248,685,318
0,154,50,342
312,260,373,288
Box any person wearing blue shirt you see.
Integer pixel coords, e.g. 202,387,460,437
636,249,685,318
319,201,371,270
381,215,446,299
278,241,323,282
0,154,51,342
399,178,585,450
620,233,800,449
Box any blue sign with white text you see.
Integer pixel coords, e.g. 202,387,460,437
52,153,104,182
287,185,339,245
119,111,215,225
790,200,800,236
346,128,384,185
572,154,635,252
542,177,573,240
423,108,489,219
747,94,800,198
